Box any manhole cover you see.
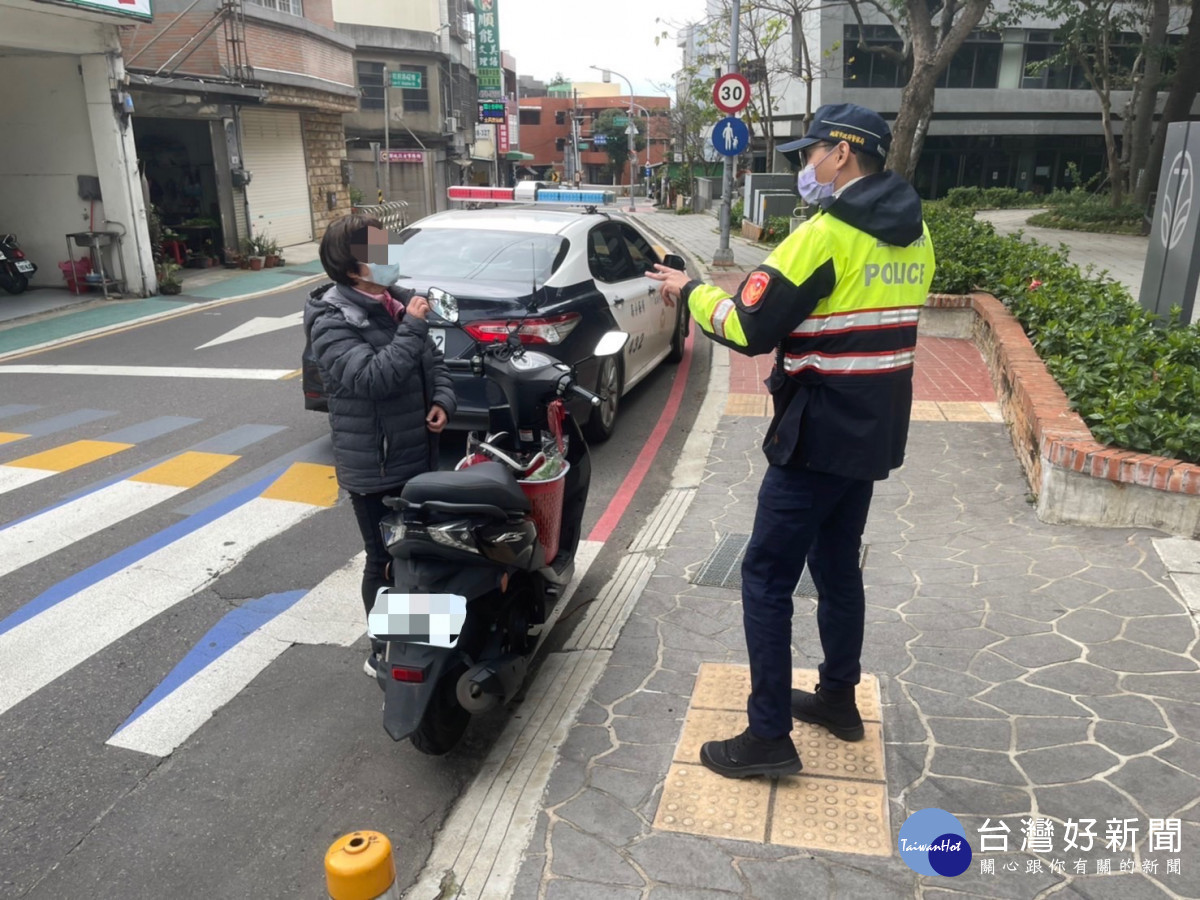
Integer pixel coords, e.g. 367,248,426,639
691,532,867,598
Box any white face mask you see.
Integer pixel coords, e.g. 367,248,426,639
796,146,838,204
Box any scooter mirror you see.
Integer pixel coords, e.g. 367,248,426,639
427,287,459,324
593,331,629,358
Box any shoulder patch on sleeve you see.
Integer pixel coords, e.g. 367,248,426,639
742,271,771,310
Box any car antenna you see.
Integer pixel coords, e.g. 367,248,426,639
526,241,539,313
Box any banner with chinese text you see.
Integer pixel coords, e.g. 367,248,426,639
474,0,502,99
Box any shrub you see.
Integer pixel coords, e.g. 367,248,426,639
730,197,744,227
925,203,1200,464
761,215,791,245
1029,191,1145,235
943,186,1042,210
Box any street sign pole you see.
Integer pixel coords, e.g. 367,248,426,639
370,141,381,205
383,70,391,202
715,0,741,267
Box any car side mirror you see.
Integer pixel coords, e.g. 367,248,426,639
662,253,686,272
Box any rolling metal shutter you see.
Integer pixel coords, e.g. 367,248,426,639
239,109,313,247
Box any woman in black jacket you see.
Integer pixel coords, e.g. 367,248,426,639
305,214,457,674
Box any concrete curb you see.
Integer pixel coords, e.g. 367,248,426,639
0,273,325,363
926,292,1200,537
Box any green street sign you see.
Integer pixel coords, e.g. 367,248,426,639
613,116,629,126
390,71,422,89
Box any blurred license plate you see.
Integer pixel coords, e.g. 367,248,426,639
15,261,34,273
367,590,465,648
430,328,445,353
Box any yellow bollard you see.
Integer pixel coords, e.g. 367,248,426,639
325,831,400,900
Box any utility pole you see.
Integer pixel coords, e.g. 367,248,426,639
714,0,740,266
591,65,637,211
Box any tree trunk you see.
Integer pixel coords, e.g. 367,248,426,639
1129,0,1170,204
888,65,939,181
1142,0,1200,205
1100,98,1124,206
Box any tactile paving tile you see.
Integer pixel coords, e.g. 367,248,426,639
724,393,769,417
938,402,994,422
675,708,748,762
770,777,890,856
654,762,771,842
791,721,886,783
909,400,946,421
690,664,881,723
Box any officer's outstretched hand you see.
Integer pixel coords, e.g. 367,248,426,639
647,263,688,307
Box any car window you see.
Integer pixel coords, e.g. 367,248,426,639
587,223,637,284
390,228,568,284
620,223,660,275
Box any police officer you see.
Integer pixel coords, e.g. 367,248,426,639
648,103,935,778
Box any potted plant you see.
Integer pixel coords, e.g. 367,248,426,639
158,261,183,295
241,236,263,270
261,234,280,268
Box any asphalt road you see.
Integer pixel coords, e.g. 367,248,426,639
0,276,709,898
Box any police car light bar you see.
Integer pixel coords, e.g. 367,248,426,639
446,185,615,206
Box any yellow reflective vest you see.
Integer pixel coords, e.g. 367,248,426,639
684,174,936,479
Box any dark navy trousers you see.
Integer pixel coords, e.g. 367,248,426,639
740,464,875,740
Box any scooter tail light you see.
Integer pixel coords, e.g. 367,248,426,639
391,665,426,683
464,312,582,345
11,250,24,259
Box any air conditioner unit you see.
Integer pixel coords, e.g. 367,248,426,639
444,116,459,134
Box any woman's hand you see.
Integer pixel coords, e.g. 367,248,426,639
407,295,430,320
426,404,448,433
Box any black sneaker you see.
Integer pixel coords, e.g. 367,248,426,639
699,727,802,778
364,639,386,678
791,684,865,742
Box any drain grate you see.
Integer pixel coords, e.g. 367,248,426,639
691,532,867,598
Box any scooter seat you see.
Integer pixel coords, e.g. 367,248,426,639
401,461,531,512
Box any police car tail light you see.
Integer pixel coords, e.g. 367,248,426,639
465,312,582,345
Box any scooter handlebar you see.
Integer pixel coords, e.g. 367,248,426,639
571,384,602,407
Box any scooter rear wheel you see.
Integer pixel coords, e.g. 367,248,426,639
0,272,28,295
410,661,471,756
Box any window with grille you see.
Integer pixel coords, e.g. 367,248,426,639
358,61,385,111
247,0,302,15
399,65,430,112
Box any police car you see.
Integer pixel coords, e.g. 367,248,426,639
303,184,690,442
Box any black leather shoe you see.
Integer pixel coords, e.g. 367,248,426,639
699,727,802,778
791,684,865,741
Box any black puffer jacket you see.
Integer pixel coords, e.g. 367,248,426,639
304,283,457,494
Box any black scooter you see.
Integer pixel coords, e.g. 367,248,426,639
0,234,37,294
367,288,627,755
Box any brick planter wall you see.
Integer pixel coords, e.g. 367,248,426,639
925,292,1200,537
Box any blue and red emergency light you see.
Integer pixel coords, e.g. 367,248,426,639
447,184,616,206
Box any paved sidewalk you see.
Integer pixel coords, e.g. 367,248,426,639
510,209,1200,899
975,209,1148,297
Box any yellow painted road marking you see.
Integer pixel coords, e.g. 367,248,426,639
260,461,339,507
279,368,303,381
0,432,29,445
129,451,240,488
7,440,133,472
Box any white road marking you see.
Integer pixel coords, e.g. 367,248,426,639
195,310,305,349
0,495,330,718
108,555,366,758
0,365,295,380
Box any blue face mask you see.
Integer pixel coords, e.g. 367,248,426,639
365,262,400,286
797,147,838,205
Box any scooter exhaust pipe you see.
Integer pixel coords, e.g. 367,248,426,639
456,654,528,712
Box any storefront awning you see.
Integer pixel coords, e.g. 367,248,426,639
505,151,535,161
127,73,268,104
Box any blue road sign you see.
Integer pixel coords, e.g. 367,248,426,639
712,116,749,157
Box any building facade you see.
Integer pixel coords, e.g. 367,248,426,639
335,0,477,220
0,0,158,294
517,93,671,188
682,1,1196,198
120,0,356,256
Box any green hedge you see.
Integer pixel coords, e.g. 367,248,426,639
926,204,1200,464
942,187,1042,209
1028,191,1145,234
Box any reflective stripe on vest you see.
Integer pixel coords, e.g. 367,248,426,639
711,298,737,340
790,305,922,337
782,349,916,375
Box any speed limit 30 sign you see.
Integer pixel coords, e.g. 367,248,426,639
713,73,751,114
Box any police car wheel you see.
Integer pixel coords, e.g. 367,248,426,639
583,356,622,443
